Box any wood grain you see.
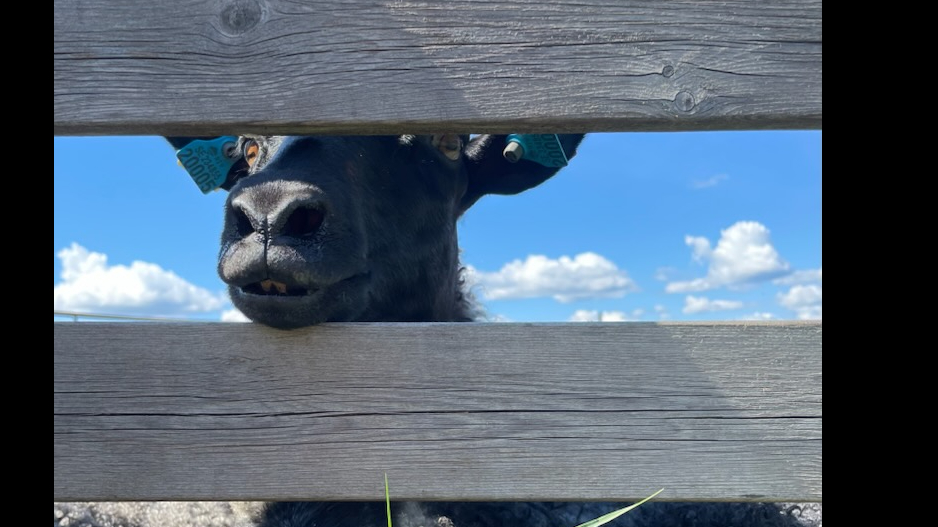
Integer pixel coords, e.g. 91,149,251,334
54,322,822,502
54,0,822,135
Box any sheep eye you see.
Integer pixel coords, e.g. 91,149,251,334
243,139,260,167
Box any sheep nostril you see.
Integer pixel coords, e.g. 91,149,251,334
284,206,324,238
232,207,255,237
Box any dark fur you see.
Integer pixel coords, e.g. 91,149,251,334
257,501,819,527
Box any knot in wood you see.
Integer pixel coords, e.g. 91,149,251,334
674,91,696,113
219,0,263,36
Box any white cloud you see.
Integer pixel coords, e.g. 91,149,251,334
54,243,226,316
654,267,676,281
653,304,671,320
691,174,729,189
778,284,822,320
686,236,712,263
667,221,791,293
467,252,637,303
221,308,251,322
682,295,744,314
773,267,822,286
569,310,631,322
666,278,710,293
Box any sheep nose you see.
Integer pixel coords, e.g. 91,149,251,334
227,180,326,240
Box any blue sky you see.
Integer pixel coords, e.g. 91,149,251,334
54,131,821,323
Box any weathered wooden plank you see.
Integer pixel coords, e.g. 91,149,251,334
54,0,822,135
54,322,822,502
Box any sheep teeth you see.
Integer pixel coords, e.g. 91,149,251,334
259,279,288,294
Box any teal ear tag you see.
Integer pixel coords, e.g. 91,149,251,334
175,136,240,193
503,134,568,167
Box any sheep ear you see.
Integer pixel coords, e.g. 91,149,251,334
459,134,584,213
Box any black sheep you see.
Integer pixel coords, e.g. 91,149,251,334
169,134,583,328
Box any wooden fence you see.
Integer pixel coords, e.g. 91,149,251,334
54,0,822,504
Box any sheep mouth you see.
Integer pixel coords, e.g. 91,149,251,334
241,279,312,297
237,273,370,299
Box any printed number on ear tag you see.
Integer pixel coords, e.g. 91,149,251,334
176,136,240,194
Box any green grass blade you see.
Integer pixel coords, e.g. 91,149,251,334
385,473,392,527
571,489,664,527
